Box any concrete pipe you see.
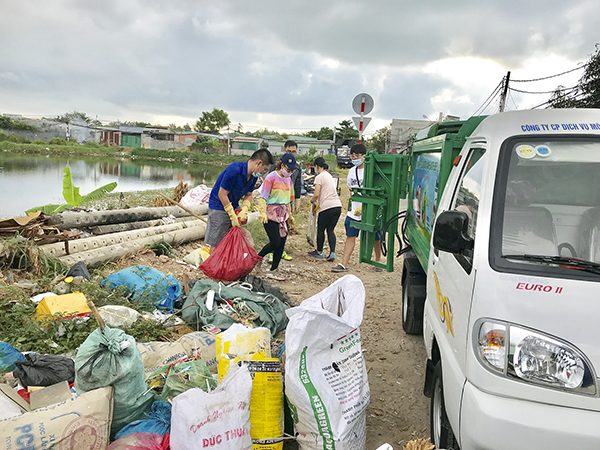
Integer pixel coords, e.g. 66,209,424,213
90,216,196,235
47,204,209,229
57,223,207,268
39,219,205,259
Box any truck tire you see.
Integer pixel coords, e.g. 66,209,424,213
401,252,426,335
430,362,459,450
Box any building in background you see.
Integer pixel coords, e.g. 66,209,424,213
230,135,334,157
389,115,460,154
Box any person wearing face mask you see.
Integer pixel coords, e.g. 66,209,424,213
331,144,382,273
307,157,342,261
263,140,300,262
256,153,299,281
205,148,274,250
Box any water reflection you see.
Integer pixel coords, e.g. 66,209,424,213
0,153,223,218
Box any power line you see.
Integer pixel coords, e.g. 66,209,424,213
509,85,578,95
472,79,504,116
508,91,518,110
510,64,586,82
530,90,587,109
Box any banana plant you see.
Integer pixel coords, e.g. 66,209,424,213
25,167,117,215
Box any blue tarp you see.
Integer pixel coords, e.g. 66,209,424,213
101,266,181,312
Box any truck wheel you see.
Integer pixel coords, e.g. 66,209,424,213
401,269,424,335
430,362,458,450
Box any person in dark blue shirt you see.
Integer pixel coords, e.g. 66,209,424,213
205,148,274,249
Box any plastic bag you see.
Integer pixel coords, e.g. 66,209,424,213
179,184,211,206
148,359,216,401
183,247,211,267
115,401,172,440
215,324,271,381
0,341,25,372
74,326,154,438
285,274,370,450
66,260,91,280
200,227,261,282
170,364,253,450
98,304,141,327
13,353,74,388
101,265,181,311
106,432,170,450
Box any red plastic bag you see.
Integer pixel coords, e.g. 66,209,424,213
200,227,261,281
106,432,169,450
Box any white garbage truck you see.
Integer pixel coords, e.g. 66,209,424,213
354,109,600,449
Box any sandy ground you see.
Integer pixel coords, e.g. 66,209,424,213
118,208,431,449
272,230,431,450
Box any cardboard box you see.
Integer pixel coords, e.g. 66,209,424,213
34,292,91,321
1,386,113,449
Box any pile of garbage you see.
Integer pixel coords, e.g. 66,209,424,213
1,234,372,450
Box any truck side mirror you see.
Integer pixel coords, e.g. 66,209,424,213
433,210,474,255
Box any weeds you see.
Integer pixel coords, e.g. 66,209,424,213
147,240,173,257
0,286,97,355
122,318,172,343
0,278,175,356
0,235,68,278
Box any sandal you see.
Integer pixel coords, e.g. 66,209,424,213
266,272,286,281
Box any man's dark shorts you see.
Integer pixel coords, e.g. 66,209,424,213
205,208,232,247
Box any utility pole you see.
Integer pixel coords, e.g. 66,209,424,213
227,124,230,155
332,127,336,155
499,71,511,113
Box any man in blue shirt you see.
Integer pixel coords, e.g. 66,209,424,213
206,148,274,249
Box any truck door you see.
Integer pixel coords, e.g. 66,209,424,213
429,146,487,433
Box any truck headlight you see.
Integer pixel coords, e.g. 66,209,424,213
475,320,596,395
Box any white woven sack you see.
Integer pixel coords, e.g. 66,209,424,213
285,274,370,450
170,364,253,450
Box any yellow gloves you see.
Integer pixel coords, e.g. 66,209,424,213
355,205,362,217
287,205,296,230
224,203,240,227
311,202,319,213
258,198,268,224
237,199,251,224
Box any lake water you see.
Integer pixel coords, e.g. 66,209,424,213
0,153,225,218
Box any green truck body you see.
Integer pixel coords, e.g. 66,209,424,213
355,116,485,271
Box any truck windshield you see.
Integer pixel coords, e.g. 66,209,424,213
496,137,600,277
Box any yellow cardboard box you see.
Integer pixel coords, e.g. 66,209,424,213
34,292,91,321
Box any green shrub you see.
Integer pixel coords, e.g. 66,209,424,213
0,133,31,144
49,137,69,145
0,115,38,131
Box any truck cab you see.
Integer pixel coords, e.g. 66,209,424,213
420,110,600,449
359,109,600,449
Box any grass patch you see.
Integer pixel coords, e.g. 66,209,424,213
245,219,269,251
81,188,167,210
0,235,68,279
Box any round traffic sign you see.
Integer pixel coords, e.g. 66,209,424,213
352,93,374,115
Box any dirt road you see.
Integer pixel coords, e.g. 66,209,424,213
267,225,431,450
123,214,430,449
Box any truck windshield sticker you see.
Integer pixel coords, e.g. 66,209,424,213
535,145,552,157
515,145,535,159
412,153,440,232
433,271,454,337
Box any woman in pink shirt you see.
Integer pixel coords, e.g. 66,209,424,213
308,157,342,261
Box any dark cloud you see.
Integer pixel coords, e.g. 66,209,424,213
0,0,598,129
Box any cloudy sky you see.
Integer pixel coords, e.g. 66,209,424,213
1,0,598,136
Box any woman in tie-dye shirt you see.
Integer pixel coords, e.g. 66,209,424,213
257,153,299,280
